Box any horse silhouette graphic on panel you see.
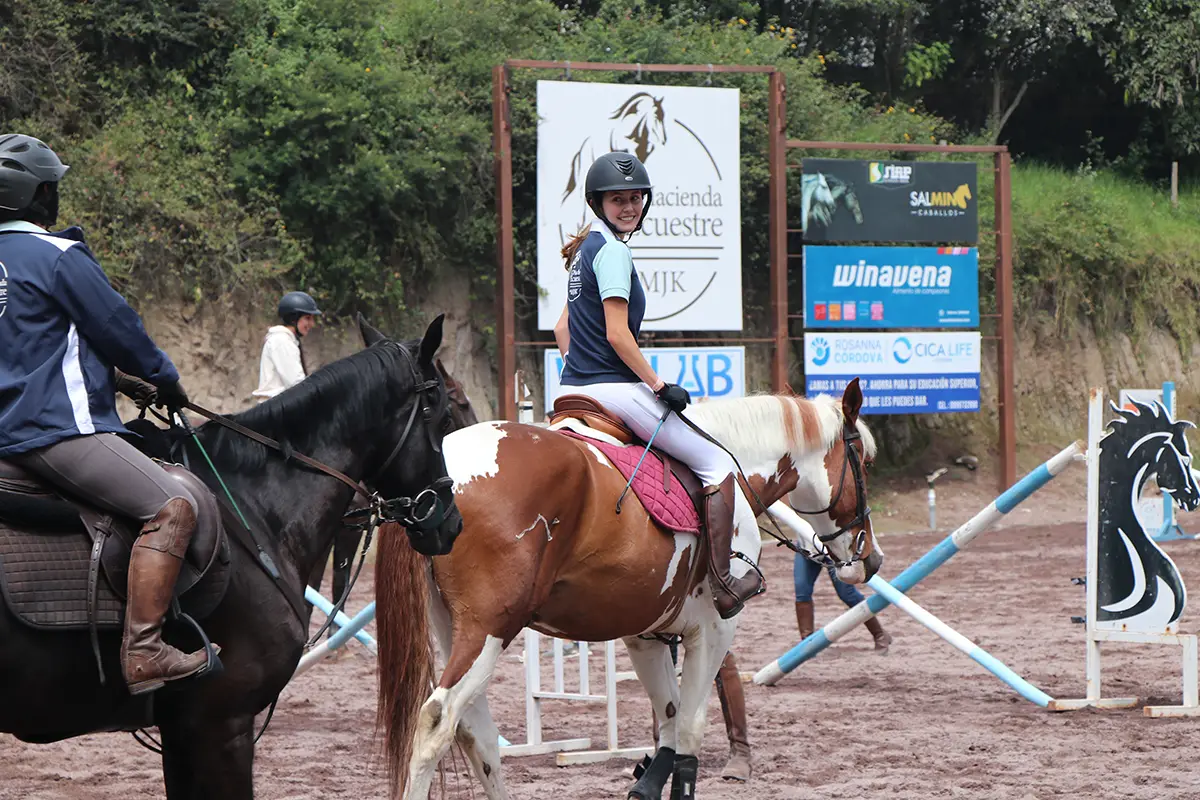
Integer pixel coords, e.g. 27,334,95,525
1096,400,1200,630
801,172,863,234
560,91,720,214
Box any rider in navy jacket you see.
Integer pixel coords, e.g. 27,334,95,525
0,222,180,457
0,133,211,694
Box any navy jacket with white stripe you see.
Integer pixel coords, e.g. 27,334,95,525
0,222,179,457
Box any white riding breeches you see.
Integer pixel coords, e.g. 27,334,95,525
566,381,759,577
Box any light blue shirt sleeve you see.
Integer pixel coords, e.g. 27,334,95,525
593,242,634,300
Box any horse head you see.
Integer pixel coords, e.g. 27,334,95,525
832,178,865,224
953,183,973,209
609,92,667,164
435,357,480,430
801,173,836,230
788,378,880,583
357,314,464,555
1109,400,1200,513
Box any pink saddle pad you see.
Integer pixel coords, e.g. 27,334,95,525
560,431,700,534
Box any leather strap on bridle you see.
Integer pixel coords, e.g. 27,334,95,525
182,401,375,500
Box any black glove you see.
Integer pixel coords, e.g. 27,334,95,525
655,382,691,414
114,371,158,409
154,380,190,411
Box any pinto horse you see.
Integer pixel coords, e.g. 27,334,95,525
0,315,461,798
375,380,879,799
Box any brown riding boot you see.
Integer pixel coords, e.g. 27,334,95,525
704,475,762,619
122,498,211,695
716,652,752,782
864,616,893,654
795,600,814,641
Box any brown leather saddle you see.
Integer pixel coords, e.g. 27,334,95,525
0,456,231,633
548,394,707,518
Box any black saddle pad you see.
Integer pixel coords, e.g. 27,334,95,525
0,437,232,631
0,527,125,629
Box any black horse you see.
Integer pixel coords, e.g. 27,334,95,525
310,358,478,611
0,314,462,798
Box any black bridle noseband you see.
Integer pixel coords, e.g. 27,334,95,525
790,425,873,569
364,342,456,534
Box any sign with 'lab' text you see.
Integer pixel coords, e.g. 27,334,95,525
804,332,981,415
804,245,979,328
536,80,742,331
544,346,745,416
801,158,978,243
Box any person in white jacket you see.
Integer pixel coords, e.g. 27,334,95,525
252,291,323,402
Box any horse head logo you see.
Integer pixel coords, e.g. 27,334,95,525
1097,399,1198,629
951,184,973,210
608,92,667,163
801,172,864,232
561,92,669,206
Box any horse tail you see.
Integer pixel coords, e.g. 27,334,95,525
375,523,434,798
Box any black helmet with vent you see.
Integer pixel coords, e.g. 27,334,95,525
278,291,323,326
0,134,69,226
584,152,653,236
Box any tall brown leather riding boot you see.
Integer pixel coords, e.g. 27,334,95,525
716,651,752,782
864,616,893,654
704,475,762,619
795,600,814,641
122,498,211,695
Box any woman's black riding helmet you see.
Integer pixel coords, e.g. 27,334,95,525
0,134,69,227
584,152,653,238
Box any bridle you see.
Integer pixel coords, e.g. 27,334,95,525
179,341,454,536
790,424,873,569
362,342,457,534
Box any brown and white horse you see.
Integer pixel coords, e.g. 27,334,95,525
375,381,879,799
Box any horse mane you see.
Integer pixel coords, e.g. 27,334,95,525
684,393,876,467
199,340,423,473
1107,399,1194,453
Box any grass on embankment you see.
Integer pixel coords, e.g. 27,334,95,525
1008,164,1200,347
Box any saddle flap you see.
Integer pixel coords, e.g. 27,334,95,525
550,395,636,444
0,458,232,629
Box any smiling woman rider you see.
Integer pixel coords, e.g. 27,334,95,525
552,152,763,619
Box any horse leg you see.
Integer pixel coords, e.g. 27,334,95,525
423,566,510,799
622,636,682,800
454,693,510,800
406,630,504,800
672,615,738,800
159,712,256,800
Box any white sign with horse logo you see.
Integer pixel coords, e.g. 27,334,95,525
536,80,742,331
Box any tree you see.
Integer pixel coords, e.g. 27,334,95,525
1093,0,1200,155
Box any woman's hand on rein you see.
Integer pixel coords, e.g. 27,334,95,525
655,382,691,413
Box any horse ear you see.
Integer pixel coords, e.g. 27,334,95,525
419,314,445,366
842,377,864,425
358,313,388,348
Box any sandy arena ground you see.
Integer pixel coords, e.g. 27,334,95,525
4,466,1200,799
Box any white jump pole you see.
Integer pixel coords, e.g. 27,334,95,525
867,575,1052,707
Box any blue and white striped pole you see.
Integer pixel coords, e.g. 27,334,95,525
293,601,377,678
866,575,1052,707
304,585,379,653
754,440,1084,686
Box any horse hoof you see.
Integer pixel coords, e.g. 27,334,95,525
669,754,699,800
720,742,752,782
627,747,675,800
